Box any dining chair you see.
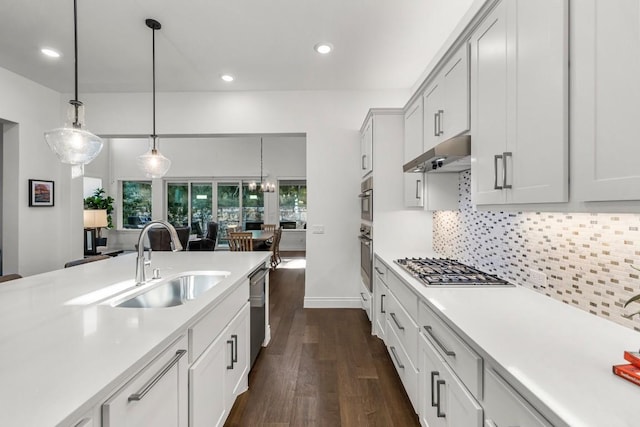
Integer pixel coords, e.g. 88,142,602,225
0,273,22,283
228,232,253,252
261,224,276,232
270,228,283,269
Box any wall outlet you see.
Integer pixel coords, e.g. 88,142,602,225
528,268,547,287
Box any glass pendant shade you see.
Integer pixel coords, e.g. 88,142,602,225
45,103,103,164
248,181,257,191
137,136,171,178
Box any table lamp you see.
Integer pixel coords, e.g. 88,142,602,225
84,209,108,255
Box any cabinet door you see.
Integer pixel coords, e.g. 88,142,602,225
404,174,424,208
442,43,470,139
373,272,387,340
419,335,483,427
225,303,250,406
508,0,568,204
470,0,509,205
102,337,188,427
189,332,229,427
361,117,373,177
423,81,443,152
404,98,424,162
572,0,640,201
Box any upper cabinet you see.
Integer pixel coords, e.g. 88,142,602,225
470,0,569,205
403,99,425,208
423,43,470,152
361,116,373,178
572,0,640,202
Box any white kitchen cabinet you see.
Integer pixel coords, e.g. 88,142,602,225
360,279,372,321
404,98,425,208
483,367,552,427
419,333,483,427
102,336,188,427
386,317,419,412
373,261,388,340
423,43,470,152
360,116,373,178
572,0,640,201
470,0,568,205
190,303,250,427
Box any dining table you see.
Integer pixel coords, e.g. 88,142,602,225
246,230,274,243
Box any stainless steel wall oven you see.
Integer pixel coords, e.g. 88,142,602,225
360,176,373,222
359,224,373,292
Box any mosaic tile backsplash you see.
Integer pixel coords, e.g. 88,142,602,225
433,170,640,331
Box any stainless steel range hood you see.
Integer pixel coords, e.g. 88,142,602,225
403,135,471,173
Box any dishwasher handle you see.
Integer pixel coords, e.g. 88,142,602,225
249,265,269,284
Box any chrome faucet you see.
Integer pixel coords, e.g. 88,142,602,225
135,220,183,285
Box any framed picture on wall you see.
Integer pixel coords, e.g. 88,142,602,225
28,179,55,207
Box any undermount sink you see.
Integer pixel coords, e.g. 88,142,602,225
113,272,230,308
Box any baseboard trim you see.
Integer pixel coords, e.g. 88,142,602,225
303,297,361,309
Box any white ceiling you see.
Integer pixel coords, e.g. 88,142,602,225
0,0,474,93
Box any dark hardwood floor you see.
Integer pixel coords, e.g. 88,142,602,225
225,254,419,427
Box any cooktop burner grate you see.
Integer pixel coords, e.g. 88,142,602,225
394,257,513,287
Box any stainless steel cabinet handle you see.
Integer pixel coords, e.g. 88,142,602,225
361,154,366,170
433,112,439,136
493,154,503,190
424,326,456,357
430,371,439,407
374,267,384,275
389,346,404,369
503,152,512,189
128,349,187,401
390,312,405,331
360,292,368,302
415,179,422,199
438,110,444,136
226,339,234,369
486,420,499,427
380,294,386,314
436,379,446,418
231,334,238,364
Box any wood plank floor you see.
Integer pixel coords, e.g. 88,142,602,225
225,254,419,427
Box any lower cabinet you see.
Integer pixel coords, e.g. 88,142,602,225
373,269,388,340
102,335,189,427
418,333,483,427
483,367,552,427
386,319,419,411
360,280,372,321
189,303,250,427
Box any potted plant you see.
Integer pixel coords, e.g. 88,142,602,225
84,188,114,246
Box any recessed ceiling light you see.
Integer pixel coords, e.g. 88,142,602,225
41,48,61,58
314,43,333,54
221,74,234,82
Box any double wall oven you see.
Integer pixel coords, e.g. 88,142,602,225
359,176,373,292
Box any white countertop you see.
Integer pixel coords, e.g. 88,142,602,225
0,251,269,427
376,249,640,427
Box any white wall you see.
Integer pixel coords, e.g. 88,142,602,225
0,67,84,276
80,90,409,307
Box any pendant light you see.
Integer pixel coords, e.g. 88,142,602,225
136,19,171,178
44,0,103,177
258,137,275,193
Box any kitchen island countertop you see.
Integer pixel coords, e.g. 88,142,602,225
0,251,269,426
376,249,640,427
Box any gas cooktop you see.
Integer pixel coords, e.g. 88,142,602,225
394,257,514,287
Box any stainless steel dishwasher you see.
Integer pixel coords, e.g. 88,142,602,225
249,265,268,368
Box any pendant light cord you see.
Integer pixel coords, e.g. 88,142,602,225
151,23,156,142
71,0,81,127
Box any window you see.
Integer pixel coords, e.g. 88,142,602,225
167,183,189,227
191,183,213,236
122,181,152,229
279,180,307,229
242,183,264,230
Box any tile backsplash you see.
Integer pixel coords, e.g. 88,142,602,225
433,170,640,331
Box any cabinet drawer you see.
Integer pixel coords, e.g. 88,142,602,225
419,301,483,399
190,280,249,363
386,320,419,412
360,283,371,321
386,291,418,368
374,258,387,283
484,367,552,427
386,269,418,321
102,336,188,427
